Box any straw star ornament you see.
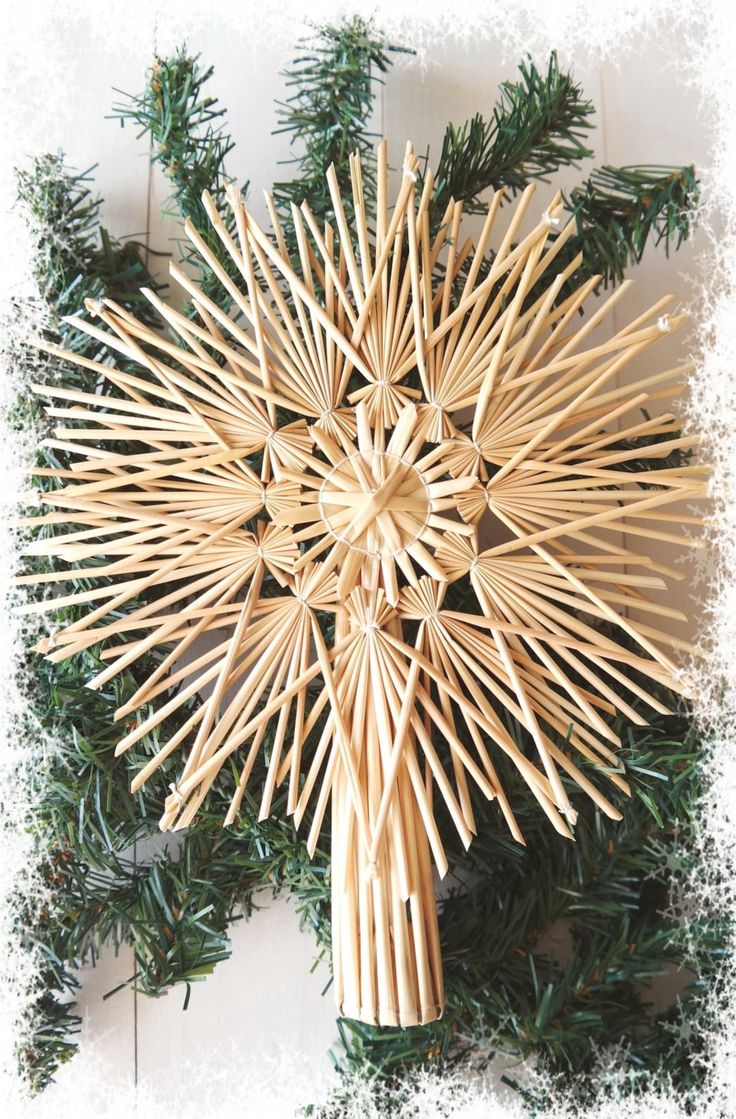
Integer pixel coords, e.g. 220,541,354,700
20,141,706,1027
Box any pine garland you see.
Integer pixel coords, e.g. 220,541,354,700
13,19,725,1108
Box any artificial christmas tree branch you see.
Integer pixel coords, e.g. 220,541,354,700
111,48,244,305
428,54,698,295
272,16,412,248
564,164,700,288
429,52,596,217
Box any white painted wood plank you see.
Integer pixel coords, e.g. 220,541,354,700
600,42,713,643
134,893,339,1080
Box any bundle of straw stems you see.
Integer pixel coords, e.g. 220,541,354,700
331,609,444,1026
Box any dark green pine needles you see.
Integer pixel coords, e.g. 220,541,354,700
13,17,723,1111
428,53,596,216
271,19,412,249
111,49,245,306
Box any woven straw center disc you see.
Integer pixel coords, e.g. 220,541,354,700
319,450,430,559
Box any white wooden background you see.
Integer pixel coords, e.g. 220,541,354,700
5,4,715,1109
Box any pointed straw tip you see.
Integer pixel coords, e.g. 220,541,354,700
84,297,104,317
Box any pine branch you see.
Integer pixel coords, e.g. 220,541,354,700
446,161,699,361
563,164,700,288
272,16,411,248
428,63,697,305
14,153,160,362
111,48,245,304
429,53,595,223
17,927,80,1094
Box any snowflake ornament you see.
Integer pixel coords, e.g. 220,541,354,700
21,141,706,1026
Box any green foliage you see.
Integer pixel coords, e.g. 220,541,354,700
429,53,595,219
15,154,160,334
19,933,81,1095
429,54,697,296
272,16,412,247
564,164,700,288
11,153,160,413
14,23,721,1111
111,48,245,303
